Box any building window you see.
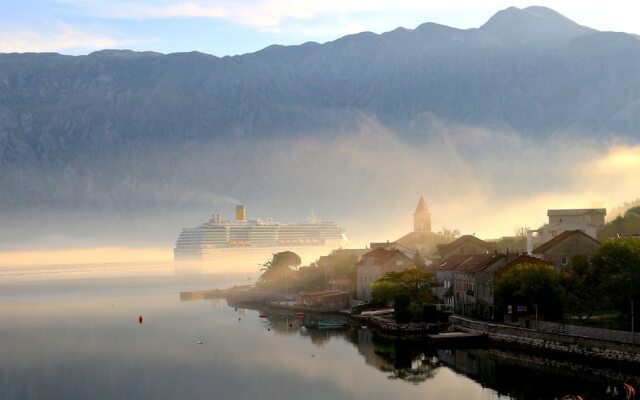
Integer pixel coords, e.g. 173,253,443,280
396,259,403,266
561,257,568,266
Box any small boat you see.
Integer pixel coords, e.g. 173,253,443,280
295,312,305,318
317,320,348,329
258,314,267,318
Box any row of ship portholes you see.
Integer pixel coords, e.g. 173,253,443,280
204,238,325,247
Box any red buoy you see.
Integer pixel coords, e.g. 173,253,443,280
138,316,144,324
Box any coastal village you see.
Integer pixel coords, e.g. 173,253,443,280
204,196,640,365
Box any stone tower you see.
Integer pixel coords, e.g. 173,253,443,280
413,196,431,232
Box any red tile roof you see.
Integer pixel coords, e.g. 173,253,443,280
436,253,504,273
437,235,496,254
395,231,449,248
356,247,412,266
532,230,601,254
359,247,394,263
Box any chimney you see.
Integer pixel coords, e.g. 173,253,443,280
236,205,246,221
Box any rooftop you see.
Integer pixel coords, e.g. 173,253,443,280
532,230,601,253
437,235,497,253
357,247,411,266
547,208,606,216
436,253,504,273
415,196,429,213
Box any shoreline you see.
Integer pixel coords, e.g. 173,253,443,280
182,286,640,365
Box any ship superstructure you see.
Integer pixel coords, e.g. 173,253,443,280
174,205,348,261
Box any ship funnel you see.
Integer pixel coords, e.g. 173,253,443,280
236,205,246,221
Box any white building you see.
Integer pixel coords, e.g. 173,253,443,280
527,208,606,255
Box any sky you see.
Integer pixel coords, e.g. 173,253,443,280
1,0,640,56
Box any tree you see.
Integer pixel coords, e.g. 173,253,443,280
514,225,530,237
625,206,640,217
374,269,435,303
438,227,461,239
258,251,301,290
317,249,360,292
371,269,436,322
371,280,401,306
294,265,326,292
591,237,640,329
597,209,640,241
495,263,566,321
412,250,427,270
562,255,607,320
323,250,359,277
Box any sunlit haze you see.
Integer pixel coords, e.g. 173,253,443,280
2,2,640,398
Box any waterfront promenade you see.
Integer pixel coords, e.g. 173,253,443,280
450,315,640,364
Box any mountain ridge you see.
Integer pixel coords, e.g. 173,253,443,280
1,5,640,235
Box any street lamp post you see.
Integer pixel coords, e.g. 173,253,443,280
533,304,538,329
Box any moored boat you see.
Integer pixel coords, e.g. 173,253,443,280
317,320,348,329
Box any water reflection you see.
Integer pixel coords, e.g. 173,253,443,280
353,329,440,384
243,303,640,398
0,264,638,400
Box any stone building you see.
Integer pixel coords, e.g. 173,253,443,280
394,196,451,258
434,253,506,317
356,247,416,301
527,208,606,254
413,195,431,232
531,230,601,271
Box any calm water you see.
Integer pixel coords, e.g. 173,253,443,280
0,263,637,400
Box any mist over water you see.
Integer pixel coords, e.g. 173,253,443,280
1,263,635,400
1,116,639,255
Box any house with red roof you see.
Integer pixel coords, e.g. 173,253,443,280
531,230,601,271
434,253,507,317
356,247,416,301
437,235,497,260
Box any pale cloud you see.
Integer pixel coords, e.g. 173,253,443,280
51,0,640,36
0,22,128,53
53,0,413,28
55,0,433,24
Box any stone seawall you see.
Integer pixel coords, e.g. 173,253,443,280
535,320,640,344
450,315,640,364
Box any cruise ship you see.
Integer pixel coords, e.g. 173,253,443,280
174,205,348,262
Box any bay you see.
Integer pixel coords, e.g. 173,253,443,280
0,263,636,400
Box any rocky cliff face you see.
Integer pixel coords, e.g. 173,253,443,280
1,6,639,243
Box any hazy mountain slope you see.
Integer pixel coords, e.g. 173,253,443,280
1,6,640,245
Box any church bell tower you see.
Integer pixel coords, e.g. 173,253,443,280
413,196,431,232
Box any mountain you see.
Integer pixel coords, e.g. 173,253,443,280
1,6,640,245
479,6,595,45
